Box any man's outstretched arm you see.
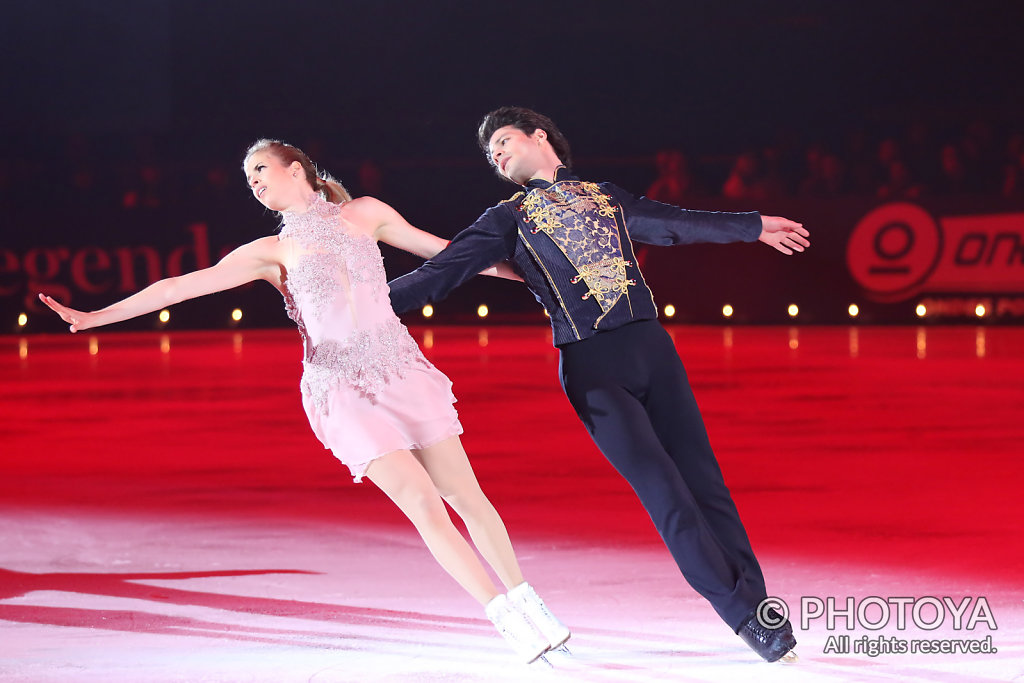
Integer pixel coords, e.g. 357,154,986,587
387,204,519,314
611,184,809,253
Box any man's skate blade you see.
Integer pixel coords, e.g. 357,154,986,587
779,649,799,663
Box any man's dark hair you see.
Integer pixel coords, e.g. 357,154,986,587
477,106,573,172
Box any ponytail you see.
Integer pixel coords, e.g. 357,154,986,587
316,175,353,204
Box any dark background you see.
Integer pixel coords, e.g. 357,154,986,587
3,1,1023,329
7,2,1022,158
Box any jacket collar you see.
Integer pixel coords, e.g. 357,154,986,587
524,165,576,190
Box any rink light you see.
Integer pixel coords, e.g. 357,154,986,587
231,308,243,322
788,304,799,318
422,304,434,318
916,303,927,318
722,304,734,318
477,304,489,318
158,309,170,324
17,313,28,327
848,304,859,318
975,303,987,318
663,304,676,318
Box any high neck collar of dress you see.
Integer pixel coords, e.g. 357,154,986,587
279,195,348,237
281,193,338,219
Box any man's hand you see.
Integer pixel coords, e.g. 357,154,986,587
758,216,810,255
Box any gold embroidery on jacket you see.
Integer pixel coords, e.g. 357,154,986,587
521,182,635,327
500,191,526,205
517,227,581,340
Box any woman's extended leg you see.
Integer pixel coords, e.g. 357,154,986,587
413,436,524,589
365,446,552,662
364,448,500,605
415,436,572,650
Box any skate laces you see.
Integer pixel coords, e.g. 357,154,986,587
486,594,548,662
508,582,571,646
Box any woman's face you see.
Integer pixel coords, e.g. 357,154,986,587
244,151,301,211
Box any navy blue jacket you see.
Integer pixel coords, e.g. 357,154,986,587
388,167,761,347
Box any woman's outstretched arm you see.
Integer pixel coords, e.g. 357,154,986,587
352,197,522,281
40,236,282,332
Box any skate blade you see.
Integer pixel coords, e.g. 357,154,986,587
779,649,799,664
533,654,554,668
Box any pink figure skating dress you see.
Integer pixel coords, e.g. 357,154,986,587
279,196,463,481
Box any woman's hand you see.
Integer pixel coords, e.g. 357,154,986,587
38,294,96,333
35,237,280,333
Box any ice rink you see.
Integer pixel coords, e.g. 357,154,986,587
2,326,1021,682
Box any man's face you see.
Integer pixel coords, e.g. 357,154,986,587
488,125,547,185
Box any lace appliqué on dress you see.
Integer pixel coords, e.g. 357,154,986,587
277,196,422,414
280,197,387,321
301,318,423,414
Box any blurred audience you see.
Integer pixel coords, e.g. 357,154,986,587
876,159,925,200
798,147,846,198
1002,144,1024,200
932,143,971,196
721,152,769,201
12,118,1024,213
646,149,702,204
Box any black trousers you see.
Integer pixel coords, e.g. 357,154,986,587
559,320,766,631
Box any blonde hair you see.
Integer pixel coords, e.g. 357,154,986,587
243,138,352,203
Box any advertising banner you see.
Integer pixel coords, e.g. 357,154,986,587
4,198,1023,332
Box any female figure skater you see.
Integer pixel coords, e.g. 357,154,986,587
39,139,568,663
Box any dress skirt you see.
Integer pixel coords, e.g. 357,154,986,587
301,355,463,482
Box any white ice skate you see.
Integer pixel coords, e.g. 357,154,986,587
486,593,550,664
507,582,572,652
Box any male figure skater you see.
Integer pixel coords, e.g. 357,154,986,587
387,107,809,662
